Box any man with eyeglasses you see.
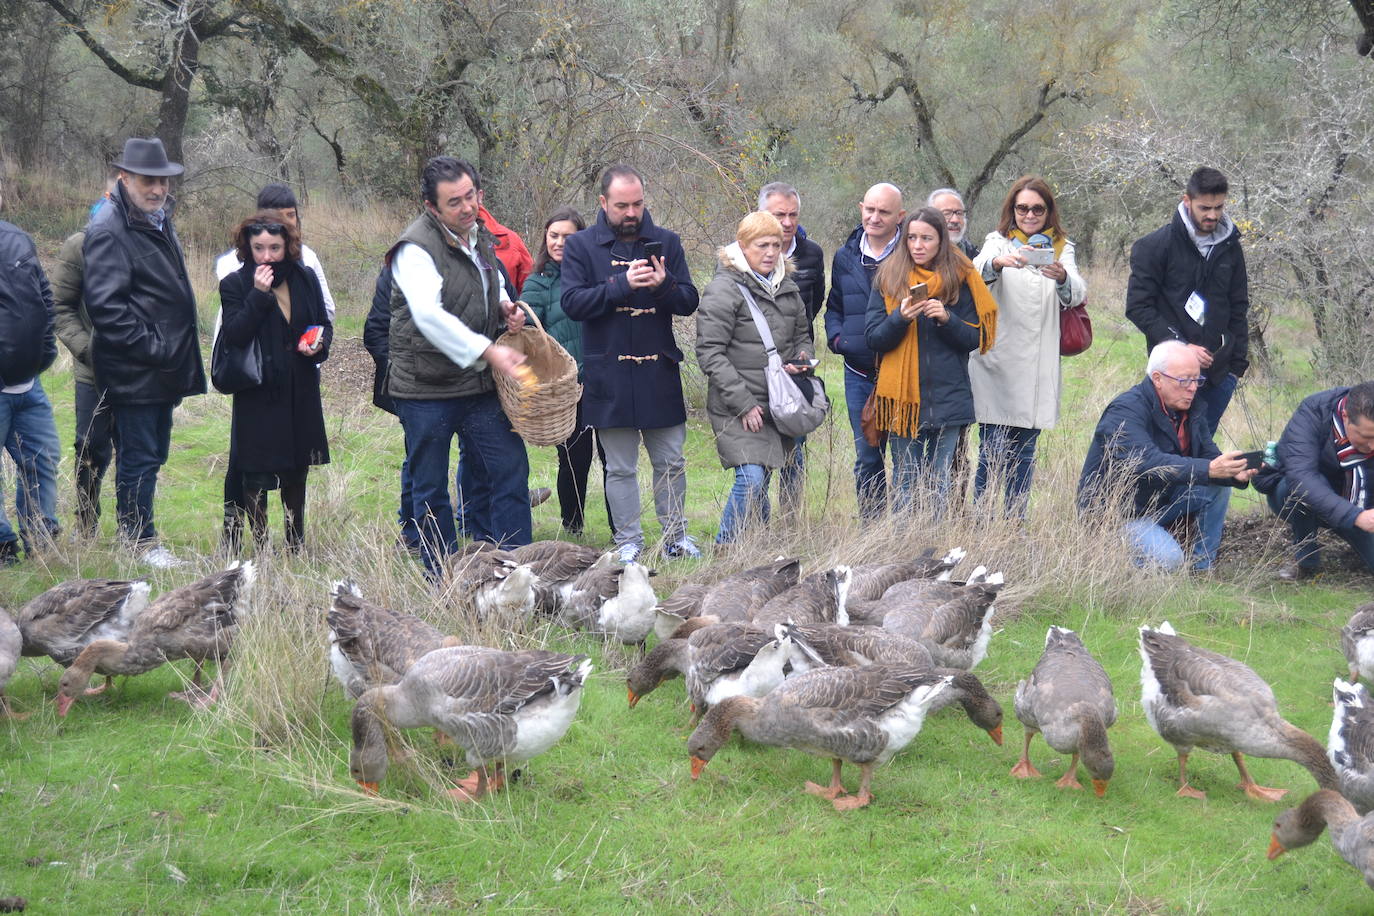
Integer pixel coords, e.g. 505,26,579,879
82,137,205,568
824,182,906,519
1125,166,1249,435
928,188,978,259
384,155,532,580
1078,340,1254,572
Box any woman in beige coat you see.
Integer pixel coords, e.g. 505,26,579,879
969,176,1086,516
695,212,812,544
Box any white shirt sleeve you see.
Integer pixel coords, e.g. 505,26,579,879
392,242,493,369
214,249,241,280
301,244,336,322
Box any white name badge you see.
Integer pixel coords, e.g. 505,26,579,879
1185,291,1206,324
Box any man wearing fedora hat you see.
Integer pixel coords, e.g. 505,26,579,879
82,137,205,568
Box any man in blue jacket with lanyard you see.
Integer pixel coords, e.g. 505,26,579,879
561,164,701,563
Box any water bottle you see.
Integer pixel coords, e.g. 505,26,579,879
1264,440,1279,469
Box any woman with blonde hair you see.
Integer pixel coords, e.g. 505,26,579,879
970,175,1086,516
864,207,997,513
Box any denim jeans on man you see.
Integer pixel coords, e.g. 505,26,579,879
111,401,174,544
1193,372,1238,438
394,391,531,578
843,365,887,518
0,378,61,551
975,424,1041,517
1123,482,1231,571
889,425,963,515
717,463,771,544
1265,475,1374,573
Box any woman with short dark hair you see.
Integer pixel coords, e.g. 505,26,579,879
218,212,331,552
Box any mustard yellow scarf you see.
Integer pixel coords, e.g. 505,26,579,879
873,264,997,437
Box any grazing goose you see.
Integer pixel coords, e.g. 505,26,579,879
627,637,690,707
695,558,801,625
684,622,796,715
1331,679,1374,814
1012,626,1117,796
848,565,993,627
327,580,462,699
878,572,1004,670
556,561,658,645
18,578,151,672
1138,621,1338,800
1268,789,1374,888
1342,604,1374,684
350,647,591,800
688,665,951,810
652,583,710,641
512,541,609,613
0,609,20,717
751,566,852,628
447,549,537,621
846,546,966,602
56,562,257,714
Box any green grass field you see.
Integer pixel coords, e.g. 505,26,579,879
2,269,1372,913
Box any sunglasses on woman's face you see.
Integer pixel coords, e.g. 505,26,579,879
1014,204,1047,216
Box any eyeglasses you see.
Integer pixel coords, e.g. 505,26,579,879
939,208,967,219
1158,372,1207,388
1013,204,1048,216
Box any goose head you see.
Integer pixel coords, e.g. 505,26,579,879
1268,791,1339,858
687,695,759,779
349,692,390,792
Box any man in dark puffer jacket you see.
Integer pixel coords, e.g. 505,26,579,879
0,175,61,563
82,138,204,567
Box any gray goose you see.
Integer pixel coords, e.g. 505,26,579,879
751,566,852,628
846,546,966,602
789,623,1003,745
684,621,795,715
692,558,802,626
877,570,1004,670
445,548,537,621
350,646,591,800
0,608,20,717
626,637,690,707
17,578,151,674
652,583,710,641
1342,603,1374,684
1268,789,1374,888
56,562,257,715
688,664,950,811
511,541,609,614
1138,621,1338,801
848,565,990,627
555,561,658,645
327,580,463,699
1012,626,1117,796
1330,679,1374,814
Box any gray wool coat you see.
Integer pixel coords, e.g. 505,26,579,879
695,252,811,469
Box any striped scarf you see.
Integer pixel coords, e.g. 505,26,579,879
1332,395,1374,506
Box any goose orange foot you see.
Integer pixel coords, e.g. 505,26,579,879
1010,758,1041,779
803,781,846,800
1176,784,1207,800
445,785,485,803
1240,782,1288,803
832,791,873,812
1054,772,1084,791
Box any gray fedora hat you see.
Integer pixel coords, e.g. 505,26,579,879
111,137,184,177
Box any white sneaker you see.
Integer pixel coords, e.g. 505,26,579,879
662,536,702,560
616,542,642,564
141,544,187,569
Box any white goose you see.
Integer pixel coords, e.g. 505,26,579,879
1330,678,1374,814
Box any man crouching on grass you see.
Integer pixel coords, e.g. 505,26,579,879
1077,340,1255,572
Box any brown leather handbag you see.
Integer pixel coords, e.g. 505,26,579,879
860,360,885,447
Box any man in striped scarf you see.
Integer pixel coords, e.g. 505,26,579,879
1263,381,1374,580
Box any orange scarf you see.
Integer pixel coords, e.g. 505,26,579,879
873,264,997,437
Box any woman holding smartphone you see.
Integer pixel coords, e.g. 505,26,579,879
970,175,1086,517
864,207,997,514
696,211,812,544
218,213,332,553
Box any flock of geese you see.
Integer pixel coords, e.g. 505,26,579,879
4,543,1374,890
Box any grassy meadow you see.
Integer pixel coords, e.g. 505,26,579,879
2,196,1372,913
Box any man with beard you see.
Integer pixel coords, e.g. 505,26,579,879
928,188,978,260
560,164,701,562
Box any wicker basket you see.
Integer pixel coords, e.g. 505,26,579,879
493,304,582,446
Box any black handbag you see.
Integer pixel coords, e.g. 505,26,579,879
210,327,263,395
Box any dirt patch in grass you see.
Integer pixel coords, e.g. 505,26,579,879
319,334,378,412
1216,510,1374,588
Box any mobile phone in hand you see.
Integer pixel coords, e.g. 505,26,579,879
642,240,663,261
908,282,929,300
1239,450,1265,471
299,325,323,349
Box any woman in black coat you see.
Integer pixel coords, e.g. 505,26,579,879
218,213,331,552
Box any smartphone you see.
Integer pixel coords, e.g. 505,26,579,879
642,241,663,261
1023,247,1055,266
1239,450,1266,470
299,325,324,349
786,359,819,369
908,282,929,300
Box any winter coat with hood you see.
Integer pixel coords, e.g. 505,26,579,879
0,219,56,387
1125,206,1250,391
823,225,881,375
81,180,205,405
560,208,699,429
970,232,1086,430
695,245,811,469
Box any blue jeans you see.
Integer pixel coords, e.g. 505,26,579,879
0,379,61,550
717,463,771,544
394,392,531,578
843,366,887,519
777,436,804,515
889,425,964,515
1194,372,1238,436
975,424,1041,517
1265,475,1374,572
1123,483,1231,571
111,401,173,544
